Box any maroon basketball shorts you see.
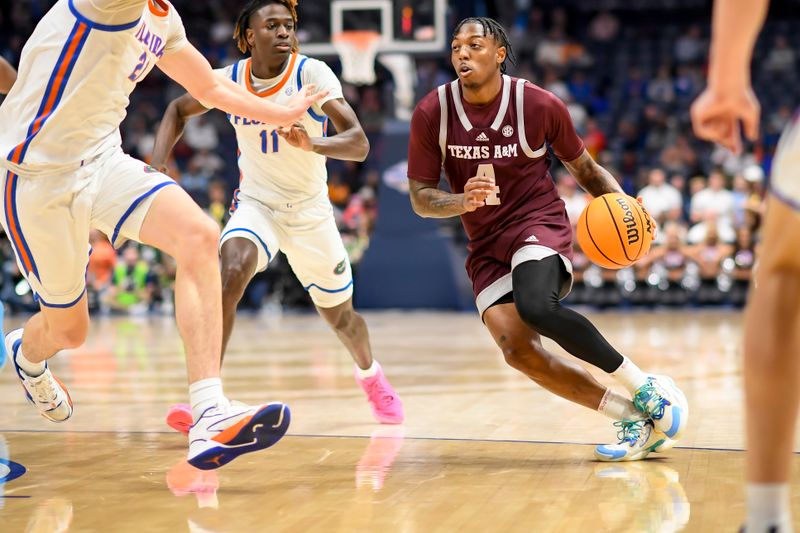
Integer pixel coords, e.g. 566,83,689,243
467,211,574,317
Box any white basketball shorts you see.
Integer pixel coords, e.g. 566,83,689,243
0,148,176,307
220,192,353,308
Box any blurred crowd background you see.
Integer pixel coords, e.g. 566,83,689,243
0,0,792,314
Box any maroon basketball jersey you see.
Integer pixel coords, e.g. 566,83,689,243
408,75,585,247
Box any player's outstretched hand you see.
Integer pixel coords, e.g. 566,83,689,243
462,176,495,212
690,86,760,155
277,122,312,151
284,84,329,126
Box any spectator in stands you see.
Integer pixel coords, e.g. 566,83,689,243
206,180,229,228
87,230,117,311
690,170,735,227
587,11,619,43
183,114,219,152
179,157,212,206
638,168,682,224
1,260,37,313
686,222,733,282
674,25,705,64
732,225,756,282
104,245,156,314
638,221,689,284
647,65,676,104
764,35,796,74
583,118,607,160
557,173,589,226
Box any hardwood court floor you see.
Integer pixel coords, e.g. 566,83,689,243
0,309,797,532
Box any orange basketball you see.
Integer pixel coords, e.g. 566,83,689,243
576,193,654,269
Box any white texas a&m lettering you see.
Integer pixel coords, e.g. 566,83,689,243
448,144,519,160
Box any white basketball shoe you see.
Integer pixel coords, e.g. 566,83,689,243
594,418,668,462
7,329,73,423
187,400,291,470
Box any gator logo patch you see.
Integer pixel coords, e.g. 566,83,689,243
333,259,347,275
143,165,160,174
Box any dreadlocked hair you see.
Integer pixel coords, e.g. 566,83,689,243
234,0,299,54
452,17,516,73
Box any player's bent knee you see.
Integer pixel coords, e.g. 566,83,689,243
49,322,88,350
514,297,556,331
178,217,221,259
327,307,358,335
221,262,253,292
502,342,549,376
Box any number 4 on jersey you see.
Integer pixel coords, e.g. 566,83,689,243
476,163,501,205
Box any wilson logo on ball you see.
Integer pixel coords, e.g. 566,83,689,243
614,196,640,246
576,193,653,270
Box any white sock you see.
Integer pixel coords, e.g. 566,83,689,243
597,388,640,421
15,344,46,377
746,483,793,533
610,356,649,394
355,360,380,379
189,378,226,421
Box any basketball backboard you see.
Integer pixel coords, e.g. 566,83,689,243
297,0,447,56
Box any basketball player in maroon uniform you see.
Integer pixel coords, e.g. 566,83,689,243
407,17,689,461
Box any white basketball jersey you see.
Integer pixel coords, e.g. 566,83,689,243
215,53,343,206
0,0,187,176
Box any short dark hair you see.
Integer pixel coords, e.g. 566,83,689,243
234,0,299,54
452,17,516,74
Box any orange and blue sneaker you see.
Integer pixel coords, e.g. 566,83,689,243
166,403,193,435
632,375,689,440
187,400,290,470
7,329,73,423
355,363,404,424
594,418,667,462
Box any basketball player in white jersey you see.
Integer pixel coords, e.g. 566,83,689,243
0,0,328,471
692,1,799,530
151,0,404,433
0,57,16,94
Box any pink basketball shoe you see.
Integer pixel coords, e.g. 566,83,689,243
354,363,404,424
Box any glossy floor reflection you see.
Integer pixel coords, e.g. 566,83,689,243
0,310,794,531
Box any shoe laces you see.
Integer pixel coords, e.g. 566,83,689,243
29,372,58,403
633,379,670,419
364,378,396,407
613,419,647,446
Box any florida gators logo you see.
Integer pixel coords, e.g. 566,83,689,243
143,165,160,174
333,259,347,275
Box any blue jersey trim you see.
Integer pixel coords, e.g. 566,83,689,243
221,228,273,263
770,185,800,212
68,0,140,32
111,181,176,247
38,286,87,308
9,20,91,163
296,56,329,124
231,60,240,83
304,279,354,294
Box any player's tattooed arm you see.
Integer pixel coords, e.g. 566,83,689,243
562,149,624,198
409,179,468,218
408,177,493,218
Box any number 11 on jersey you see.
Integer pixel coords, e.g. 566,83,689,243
476,163,501,205
260,130,279,154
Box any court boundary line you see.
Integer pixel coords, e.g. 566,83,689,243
0,428,763,454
